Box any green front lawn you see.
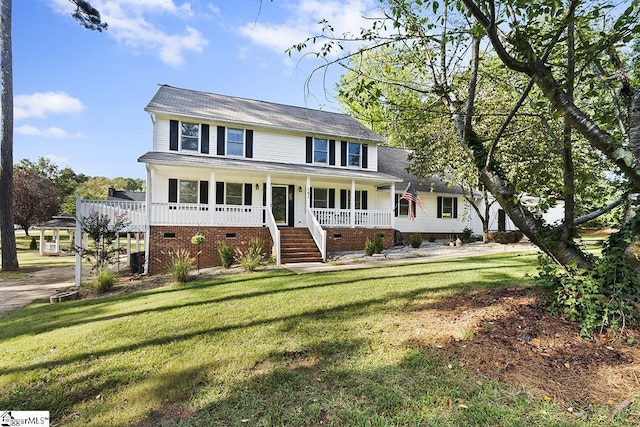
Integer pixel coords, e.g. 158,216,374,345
0,252,632,426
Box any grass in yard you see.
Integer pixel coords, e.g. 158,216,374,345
0,252,633,426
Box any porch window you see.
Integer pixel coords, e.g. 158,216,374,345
226,183,243,205
347,190,367,210
181,122,199,151
179,180,198,203
395,194,410,217
227,128,244,156
314,138,328,163
312,188,329,208
437,196,458,219
347,142,361,167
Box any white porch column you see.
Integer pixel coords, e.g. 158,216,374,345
54,229,60,253
306,176,311,212
39,229,45,255
209,170,216,224
266,174,272,210
126,233,132,266
390,182,396,229
115,234,120,271
75,195,82,286
350,179,356,227
144,165,153,275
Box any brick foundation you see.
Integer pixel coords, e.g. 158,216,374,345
325,228,395,253
148,226,273,275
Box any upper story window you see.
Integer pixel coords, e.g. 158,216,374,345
347,143,361,167
314,138,328,163
181,122,199,151
170,120,209,154
227,128,244,156
340,141,367,168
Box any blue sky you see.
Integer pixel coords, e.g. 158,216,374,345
13,0,378,180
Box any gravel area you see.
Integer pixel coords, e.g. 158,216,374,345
328,239,539,265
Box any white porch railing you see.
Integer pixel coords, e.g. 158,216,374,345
150,203,266,226
43,242,59,253
78,200,147,231
265,209,281,266
310,208,392,228
306,208,327,262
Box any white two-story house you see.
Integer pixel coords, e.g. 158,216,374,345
140,85,411,273
78,85,523,278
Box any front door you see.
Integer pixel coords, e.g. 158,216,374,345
272,185,289,225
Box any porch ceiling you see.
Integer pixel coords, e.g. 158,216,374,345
138,151,403,186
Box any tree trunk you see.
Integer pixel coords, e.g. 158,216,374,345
562,14,576,242
0,0,19,271
478,168,592,269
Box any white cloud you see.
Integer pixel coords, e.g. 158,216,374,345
51,0,208,67
14,92,85,121
15,125,83,139
237,0,378,57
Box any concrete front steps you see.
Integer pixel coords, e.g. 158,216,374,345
279,227,323,264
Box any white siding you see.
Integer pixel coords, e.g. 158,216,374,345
150,114,381,172
154,118,170,152
253,130,305,164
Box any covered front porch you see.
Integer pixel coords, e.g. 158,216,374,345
74,159,400,278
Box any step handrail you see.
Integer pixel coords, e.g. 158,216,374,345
306,209,326,262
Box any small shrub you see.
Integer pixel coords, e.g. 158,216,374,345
428,235,436,242
166,249,195,283
460,227,482,243
365,234,384,256
92,269,117,293
410,233,423,248
29,236,37,250
218,241,236,268
236,238,264,271
536,226,640,337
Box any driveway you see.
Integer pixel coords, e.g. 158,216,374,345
0,266,77,313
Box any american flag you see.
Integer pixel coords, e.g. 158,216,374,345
401,183,427,221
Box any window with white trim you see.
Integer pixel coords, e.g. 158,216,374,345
347,142,361,167
395,194,410,217
347,190,366,209
226,183,244,205
314,138,328,163
227,128,244,156
438,196,458,219
179,180,198,204
181,122,199,151
312,188,329,208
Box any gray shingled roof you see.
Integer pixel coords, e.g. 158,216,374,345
138,151,401,185
34,216,76,229
377,146,471,196
145,85,385,143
